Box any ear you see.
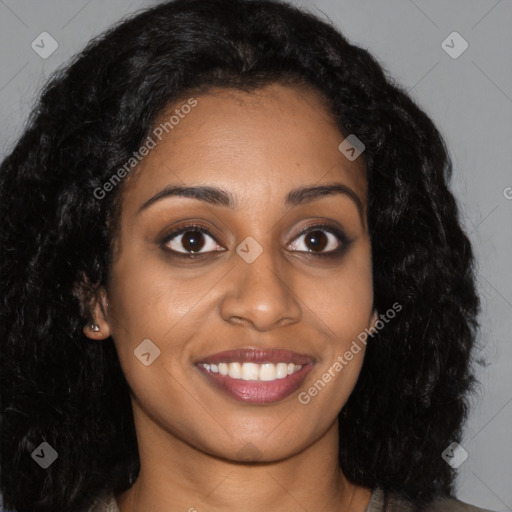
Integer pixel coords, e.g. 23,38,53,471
73,271,112,340
82,287,112,340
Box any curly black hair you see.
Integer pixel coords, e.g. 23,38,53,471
0,1,480,511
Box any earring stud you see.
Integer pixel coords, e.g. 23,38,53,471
90,323,100,332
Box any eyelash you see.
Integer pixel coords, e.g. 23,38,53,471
159,222,352,259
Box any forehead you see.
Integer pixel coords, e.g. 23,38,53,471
121,83,367,211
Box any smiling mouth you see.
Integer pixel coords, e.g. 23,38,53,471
199,361,303,381
195,347,315,404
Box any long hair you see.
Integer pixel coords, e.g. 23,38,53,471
0,1,480,510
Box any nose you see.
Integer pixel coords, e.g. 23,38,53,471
219,246,302,331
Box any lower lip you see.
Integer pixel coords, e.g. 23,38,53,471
197,364,314,404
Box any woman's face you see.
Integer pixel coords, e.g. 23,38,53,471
94,83,376,462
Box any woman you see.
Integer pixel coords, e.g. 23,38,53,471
0,1,493,511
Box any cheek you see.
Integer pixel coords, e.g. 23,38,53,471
108,251,197,339
301,244,373,408
106,255,198,424
106,246,226,390
309,241,374,343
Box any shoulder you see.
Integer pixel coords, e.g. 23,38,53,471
366,488,496,512
89,488,495,512
425,495,496,512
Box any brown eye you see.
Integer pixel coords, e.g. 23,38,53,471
181,230,206,252
289,225,344,254
162,225,223,255
304,230,328,252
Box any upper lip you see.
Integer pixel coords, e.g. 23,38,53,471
195,347,315,366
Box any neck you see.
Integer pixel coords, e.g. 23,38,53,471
116,403,372,512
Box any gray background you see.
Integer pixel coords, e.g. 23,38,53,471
0,1,510,511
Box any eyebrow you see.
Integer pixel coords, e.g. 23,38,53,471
138,182,364,221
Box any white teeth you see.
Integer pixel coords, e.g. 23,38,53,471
259,363,276,381
228,362,242,379
200,362,303,381
242,362,259,380
276,362,288,379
